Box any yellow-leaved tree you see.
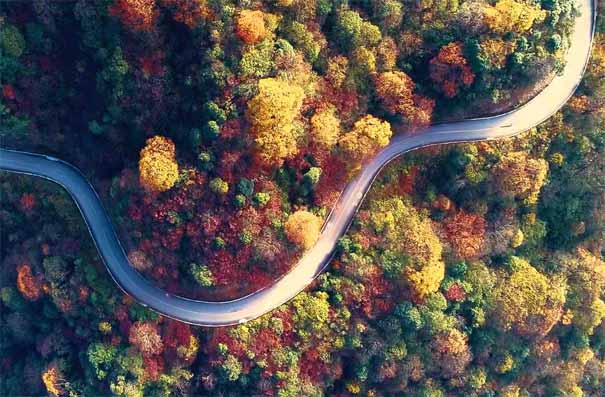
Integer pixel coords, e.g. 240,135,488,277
139,135,179,192
285,210,322,250
339,115,392,167
375,71,435,126
484,0,546,34
491,256,566,337
247,78,305,166
369,198,445,301
480,38,516,69
491,151,549,205
558,248,605,334
42,362,64,397
309,105,341,150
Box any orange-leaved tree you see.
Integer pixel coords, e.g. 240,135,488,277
374,71,435,127
430,42,475,98
139,135,179,192
108,0,158,32
442,210,487,259
247,78,305,167
42,362,64,397
16,263,43,301
235,9,267,45
285,210,322,250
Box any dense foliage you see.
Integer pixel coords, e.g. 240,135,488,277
0,0,581,298
1,0,604,396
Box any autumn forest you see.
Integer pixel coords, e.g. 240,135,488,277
1,0,604,396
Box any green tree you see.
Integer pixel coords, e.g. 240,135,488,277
189,263,214,287
283,21,321,62
87,343,118,380
209,177,229,195
0,24,26,58
334,9,382,51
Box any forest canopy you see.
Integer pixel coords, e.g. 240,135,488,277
1,0,604,396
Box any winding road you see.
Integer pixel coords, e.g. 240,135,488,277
0,0,596,326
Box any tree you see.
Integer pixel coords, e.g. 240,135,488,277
374,0,404,30
246,78,305,166
430,329,473,378
350,46,377,76
442,211,486,259
491,257,566,337
176,335,199,363
16,264,42,301
160,0,210,29
376,37,399,71
129,321,164,356
284,21,322,63
87,343,119,380
430,42,475,98
492,151,549,205
220,354,242,381
98,47,130,99
43,256,70,286
128,250,151,271
334,9,382,51
291,291,331,339
240,40,276,78
303,167,322,186
547,33,563,53
479,38,516,69
285,210,322,249
585,37,605,91
253,191,271,207
237,178,255,197
310,105,341,149
338,115,392,166
0,287,26,312
108,0,158,32
235,10,267,45
42,362,64,397
189,263,214,287
0,24,25,58
484,0,547,34
203,121,220,141
325,55,349,88
209,177,229,195
374,71,435,126
558,248,605,334
139,136,179,192
366,198,444,301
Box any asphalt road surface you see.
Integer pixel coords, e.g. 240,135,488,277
0,0,595,326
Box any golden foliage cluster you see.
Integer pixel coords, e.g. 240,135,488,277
339,115,392,167
139,135,179,192
285,210,322,250
247,78,305,166
484,0,546,34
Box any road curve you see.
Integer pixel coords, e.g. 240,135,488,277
0,0,596,326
